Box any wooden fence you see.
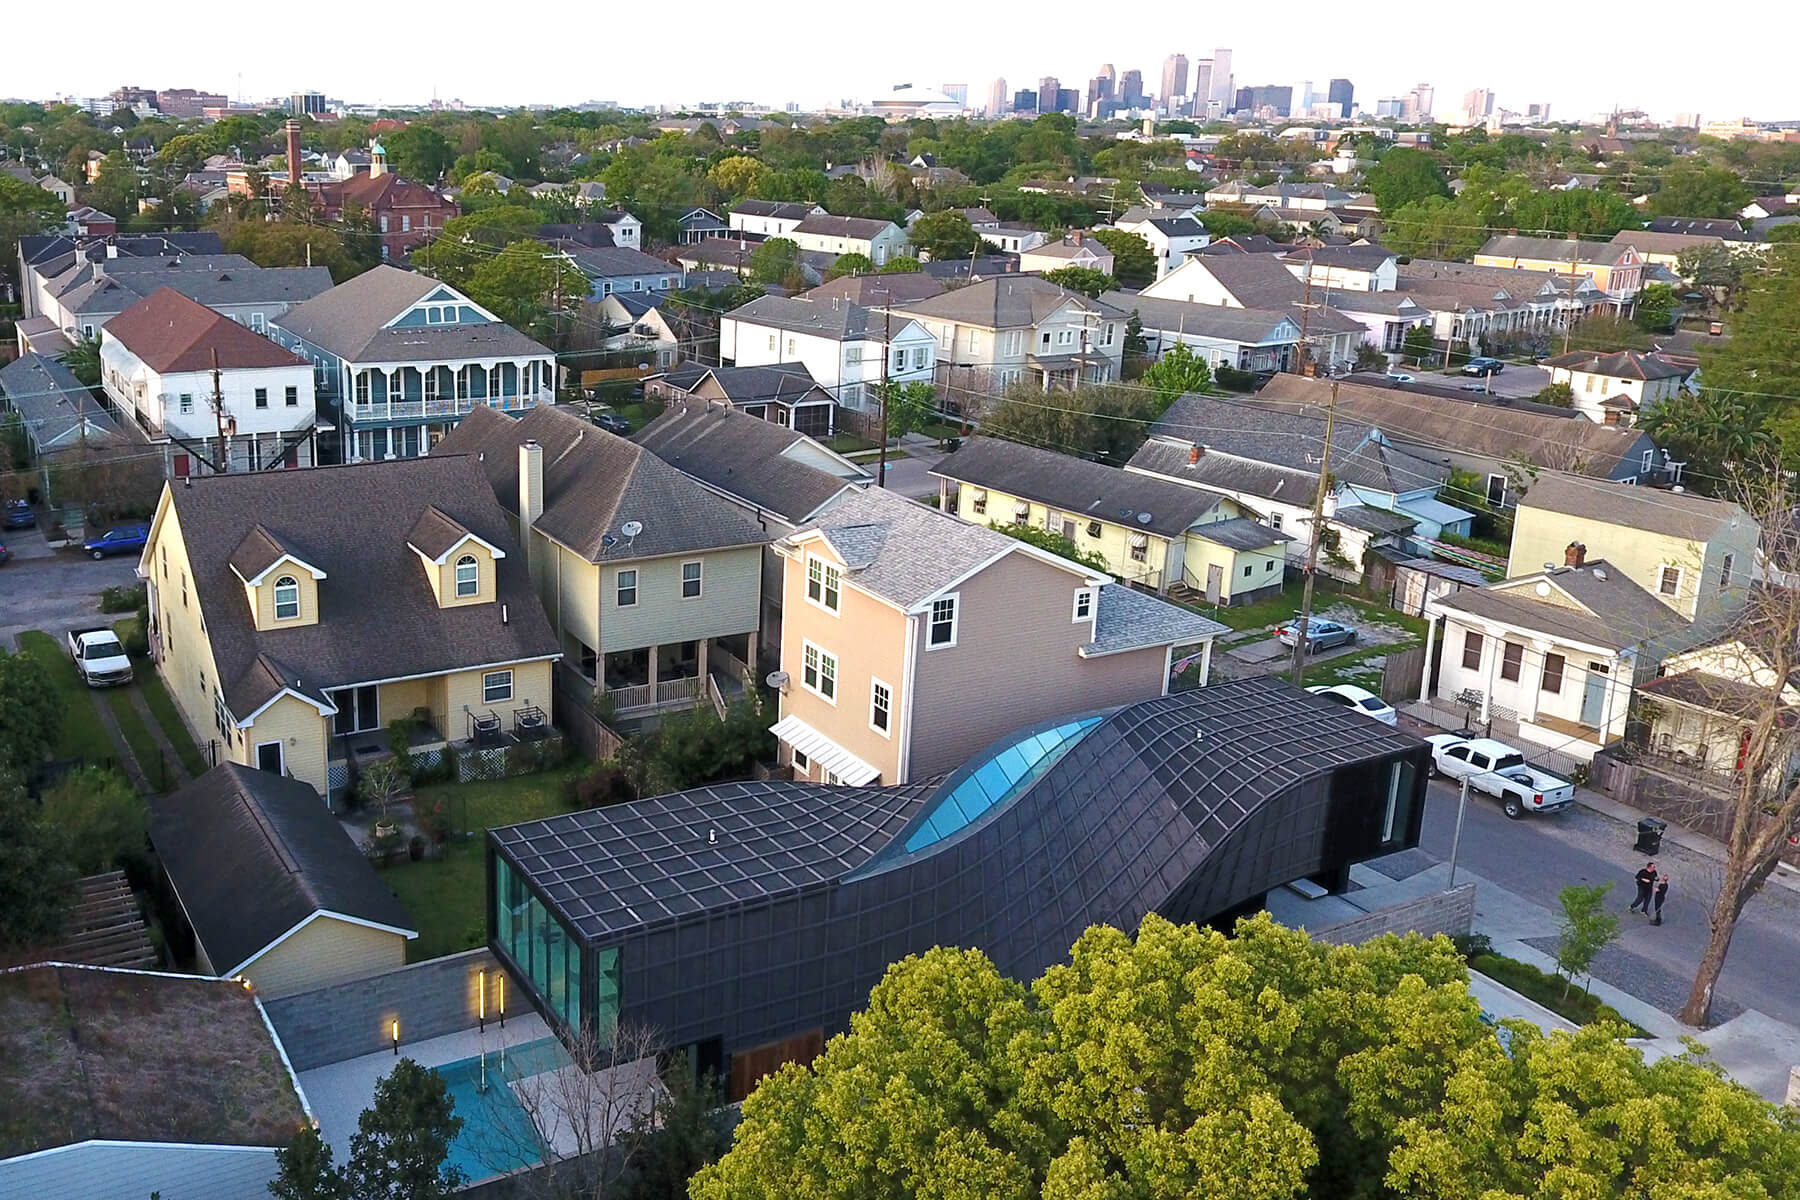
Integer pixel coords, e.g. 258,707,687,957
553,664,624,761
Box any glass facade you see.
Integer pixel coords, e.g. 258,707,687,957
903,716,1104,852
494,853,619,1037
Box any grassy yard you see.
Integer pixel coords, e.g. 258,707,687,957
1197,579,1428,640
826,432,879,455
15,631,115,762
113,619,209,776
381,766,586,962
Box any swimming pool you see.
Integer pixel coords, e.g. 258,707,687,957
435,1036,572,1181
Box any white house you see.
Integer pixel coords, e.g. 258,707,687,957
888,275,1125,396
787,215,911,266
980,224,1051,254
1541,349,1690,424
729,200,825,238
1279,244,1398,293
1111,212,1211,279
1019,234,1116,276
100,287,317,476
719,294,936,413
580,207,642,250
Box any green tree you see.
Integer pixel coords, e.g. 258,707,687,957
1646,165,1753,219
990,521,1110,572
1633,282,1679,332
58,336,102,388
878,256,922,274
0,651,65,777
1364,147,1449,213
615,1054,732,1200
216,215,361,282
1091,228,1158,287
85,150,139,218
345,1059,465,1200
708,154,768,197
1704,245,1800,452
1139,342,1213,407
1675,242,1745,302
465,239,586,339
873,381,938,439
268,1125,348,1200
1042,265,1116,299
1638,390,1772,495
618,692,773,797
0,172,68,266
979,382,1161,463
0,767,76,949
824,252,875,280
1552,882,1620,998
1533,381,1575,408
383,125,455,183
909,209,979,261
1401,323,1435,365
44,766,147,875
747,237,803,287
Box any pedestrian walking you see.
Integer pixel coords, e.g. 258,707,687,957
1653,876,1670,926
1630,862,1658,913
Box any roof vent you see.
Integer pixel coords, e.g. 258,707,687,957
1592,567,1608,581
708,828,717,845
1136,512,1153,525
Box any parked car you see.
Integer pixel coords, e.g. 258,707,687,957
1423,733,1574,819
82,524,148,559
1278,617,1357,653
591,408,632,435
1385,371,1415,383
1306,683,1397,726
66,627,134,687
3,499,33,529
1461,357,1505,376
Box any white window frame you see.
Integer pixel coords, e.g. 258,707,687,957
482,669,513,703
681,559,703,600
273,575,300,621
801,640,838,703
869,677,892,736
926,593,959,650
1072,588,1093,622
805,555,841,614
1719,552,1734,593
615,568,638,607
1641,449,1654,471
179,393,194,414
454,554,479,598
1658,564,1682,597
255,739,286,776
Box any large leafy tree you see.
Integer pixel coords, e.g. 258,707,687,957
1364,147,1449,213
1703,244,1800,454
383,125,455,183
747,237,803,288
1633,282,1679,332
344,1059,465,1199
1091,228,1158,286
0,768,76,950
1140,342,1213,406
0,172,67,265
707,154,767,197
1042,265,1116,299
1639,389,1771,494
0,650,64,777
1645,164,1754,219
693,914,1800,1200
909,209,979,262
464,239,586,340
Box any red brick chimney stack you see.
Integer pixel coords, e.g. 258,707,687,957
1564,541,1586,568
285,120,302,187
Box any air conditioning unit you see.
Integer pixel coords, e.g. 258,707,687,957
1086,521,1102,538
473,713,501,735
517,710,545,730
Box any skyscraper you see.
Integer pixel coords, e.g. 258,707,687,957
1038,77,1060,114
1327,78,1353,116
1161,54,1189,109
1120,69,1145,107
1461,87,1495,119
1191,60,1213,117
1297,81,1314,112
1410,82,1434,119
1237,85,1292,116
987,77,1008,118
1013,89,1036,114
1209,48,1233,105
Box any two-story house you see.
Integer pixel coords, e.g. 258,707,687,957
433,405,769,719
591,292,681,369
728,200,825,238
1110,211,1210,279
1139,255,1364,370
311,145,459,264
546,240,681,299
24,253,331,344
1018,234,1116,276
1474,234,1644,307
769,485,1227,785
100,288,318,477
1542,349,1690,424
887,275,1125,400
269,265,555,463
1104,292,1308,374
718,294,936,414
933,437,1289,603
137,456,561,800
1278,243,1399,292
981,223,1050,254
787,215,910,266
1422,474,1758,762
540,210,642,251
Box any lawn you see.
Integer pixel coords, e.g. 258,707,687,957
1470,953,1649,1036
826,432,878,455
113,620,209,776
1195,579,1427,640
381,766,586,962
15,631,115,763
100,688,170,790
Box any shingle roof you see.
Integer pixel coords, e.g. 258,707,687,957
804,272,946,306
1103,292,1300,344
1477,233,1632,266
560,244,677,279
149,764,416,975
51,260,331,317
1541,349,1690,381
635,401,863,522
1332,506,1418,535
431,405,768,562
1435,560,1688,649
1518,472,1746,542
1278,243,1396,270
168,455,560,717
1193,234,1290,256
103,288,307,373
406,505,476,561
892,274,1122,328
1187,515,1292,550
1085,583,1229,654
1175,253,1308,308
1609,228,1742,256
680,363,831,408
0,353,132,451
727,294,892,339
1643,217,1753,241
1129,436,1318,505
226,523,298,583
730,199,817,220
270,264,439,358
793,214,900,240
932,437,1231,537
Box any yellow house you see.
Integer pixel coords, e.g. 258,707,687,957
150,763,418,997
932,437,1290,604
138,455,562,803
1474,233,1644,302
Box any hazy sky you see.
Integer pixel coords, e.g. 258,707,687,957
7,1,1786,122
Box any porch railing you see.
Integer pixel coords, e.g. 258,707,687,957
603,682,652,711
344,390,554,423
656,676,701,704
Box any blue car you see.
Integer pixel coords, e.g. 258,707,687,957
2,499,32,529
82,524,149,560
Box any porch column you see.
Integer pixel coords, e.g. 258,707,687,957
646,645,659,694
388,368,403,419
696,639,709,683
1199,637,1214,688
1419,612,1439,703
1522,639,1553,723
746,629,760,674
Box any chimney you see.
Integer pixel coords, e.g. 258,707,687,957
1188,444,1201,464
1073,230,1084,245
284,120,301,187
519,439,545,577
1564,541,1586,568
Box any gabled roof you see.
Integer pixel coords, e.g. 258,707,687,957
0,353,131,451
103,287,307,374
730,199,818,220
635,401,866,523
432,405,767,562
1541,348,1690,381
892,274,1123,329
558,244,675,279
681,363,831,407
166,455,559,717
1518,473,1747,542
1278,243,1396,271
935,437,1236,537
1102,292,1301,344
1643,217,1753,241
407,504,501,562
270,263,439,356
726,294,895,340
1024,238,1112,261
149,764,417,976
1128,437,1317,506
804,272,946,306
1434,559,1688,651
792,214,901,240
1609,228,1745,256
1193,234,1290,256
1168,253,1309,308
1476,233,1634,267
227,523,325,585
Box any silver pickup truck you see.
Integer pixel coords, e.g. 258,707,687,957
67,627,135,687
1425,734,1574,819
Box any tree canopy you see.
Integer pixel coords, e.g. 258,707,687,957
1042,265,1116,299
909,210,979,261
1139,342,1213,405
1364,147,1450,213
692,914,1800,1200
1091,228,1157,286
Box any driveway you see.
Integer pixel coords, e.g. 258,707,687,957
874,447,948,502
1430,364,1553,399
1221,601,1415,677
0,546,142,650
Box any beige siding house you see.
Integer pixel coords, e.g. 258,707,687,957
770,487,1227,784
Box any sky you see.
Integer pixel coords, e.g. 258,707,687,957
6,1,1789,123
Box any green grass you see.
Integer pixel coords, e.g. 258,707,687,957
135,665,209,776
381,766,586,962
16,631,115,762
825,433,878,455
100,687,163,787
1470,953,1650,1036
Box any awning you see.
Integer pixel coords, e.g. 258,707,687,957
768,715,881,786
1128,532,1150,549
1013,501,1031,516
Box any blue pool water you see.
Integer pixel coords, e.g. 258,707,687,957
435,1036,572,1180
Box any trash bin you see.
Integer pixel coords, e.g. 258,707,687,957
1634,816,1666,855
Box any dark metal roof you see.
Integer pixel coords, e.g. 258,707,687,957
1190,515,1292,550
149,764,416,974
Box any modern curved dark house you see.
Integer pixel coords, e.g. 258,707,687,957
488,676,1427,1086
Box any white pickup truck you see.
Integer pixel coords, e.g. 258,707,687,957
1424,734,1574,819
66,627,134,687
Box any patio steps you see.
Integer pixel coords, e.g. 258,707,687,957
48,871,159,970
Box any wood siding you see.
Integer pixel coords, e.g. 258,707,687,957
241,915,409,998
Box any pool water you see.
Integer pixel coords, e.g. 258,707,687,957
436,1036,572,1181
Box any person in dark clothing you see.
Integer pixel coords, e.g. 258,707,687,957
1653,876,1670,925
1630,862,1658,912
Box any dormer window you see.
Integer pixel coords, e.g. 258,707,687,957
455,554,479,598
273,575,300,620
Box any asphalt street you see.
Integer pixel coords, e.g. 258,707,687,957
0,530,142,650
1416,777,1800,1026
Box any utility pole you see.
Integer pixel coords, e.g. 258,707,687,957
210,347,229,474
1561,236,1581,355
873,285,892,488
1291,249,1318,376
1289,378,1339,686
1447,775,1472,890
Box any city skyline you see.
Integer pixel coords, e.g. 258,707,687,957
6,2,1789,122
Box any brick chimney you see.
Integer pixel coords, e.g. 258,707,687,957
284,120,302,187
1564,541,1586,568
519,439,544,578
1188,444,1202,464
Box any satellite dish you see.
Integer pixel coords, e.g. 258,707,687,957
766,670,790,691
601,533,618,548
1137,512,1153,525
620,520,643,538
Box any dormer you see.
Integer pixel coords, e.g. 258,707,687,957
387,285,495,330
228,524,327,631
407,506,505,608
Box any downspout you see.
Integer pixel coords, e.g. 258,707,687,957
897,612,920,785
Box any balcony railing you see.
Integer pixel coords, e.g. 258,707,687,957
599,675,703,714
344,390,554,423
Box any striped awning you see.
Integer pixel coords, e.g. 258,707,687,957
1128,532,1150,549
768,715,881,786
